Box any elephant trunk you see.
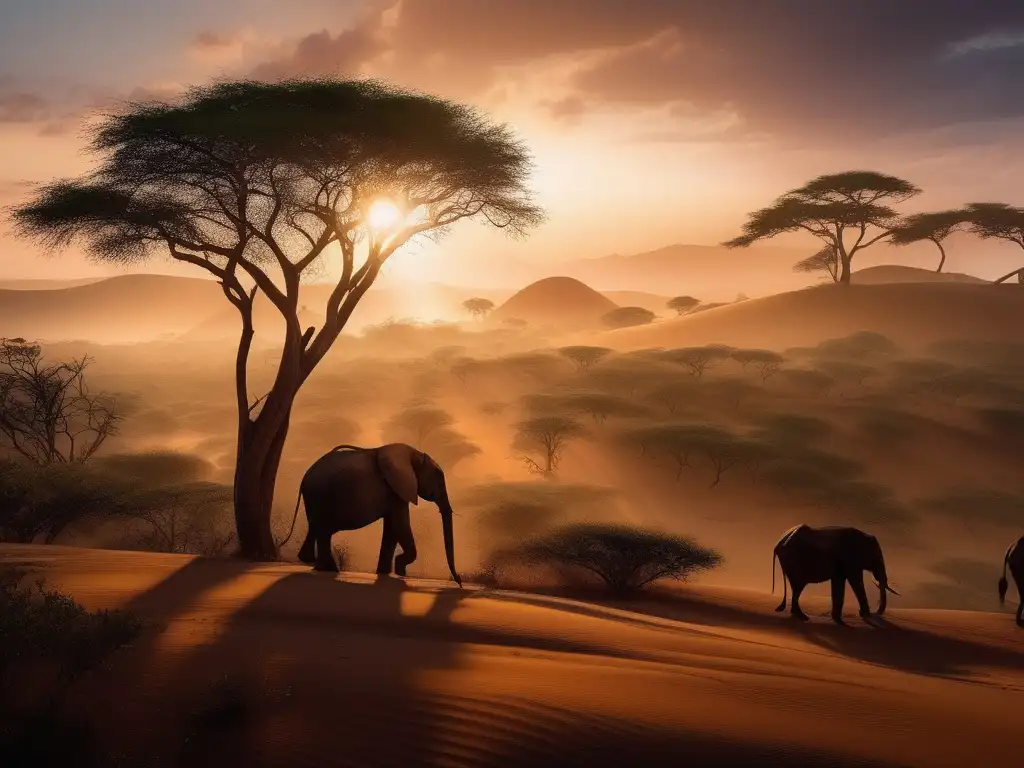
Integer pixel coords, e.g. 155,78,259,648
436,481,461,587
870,550,898,615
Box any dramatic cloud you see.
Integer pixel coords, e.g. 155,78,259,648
246,0,1024,144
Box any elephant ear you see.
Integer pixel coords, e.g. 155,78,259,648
377,443,420,505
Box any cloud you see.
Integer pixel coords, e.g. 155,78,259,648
191,31,237,51
0,92,50,123
242,0,1024,145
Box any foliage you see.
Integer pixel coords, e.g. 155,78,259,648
793,245,840,283
660,344,734,379
916,488,1024,530
0,568,143,689
0,338,122,465
11,77,543,559
751,413,832,446
724,171,920,283
666,295,701,315
462,481,619,542
462,297,495,319
525,389,650,425
512,415,588,475
809,331,900,361
774,368,835,396
423,426,481,472
600,306,656,329
889,210,968,272
487,522,723,595
558,345,612,371
730,348,785,382
962,202,1024,282
0,459,132,544
382,403,455,448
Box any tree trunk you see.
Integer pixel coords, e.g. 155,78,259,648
232,389,296,561
934,239,947,273
839,254,852,284
994,266,1024,284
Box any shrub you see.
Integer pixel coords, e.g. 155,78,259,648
0,569,142,680
487,522,723,596
600,306,656,329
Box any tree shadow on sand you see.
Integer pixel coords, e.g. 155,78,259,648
472,585,1024,683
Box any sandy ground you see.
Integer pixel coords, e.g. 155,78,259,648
3,543,1023,767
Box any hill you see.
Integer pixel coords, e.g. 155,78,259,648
596,282,1024,351
2,543,1021,766
853,265,987,285
490,276,618,329
559,243,809,299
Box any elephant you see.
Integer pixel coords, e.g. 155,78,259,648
772,524,899,624
997,535,1024,627
283,443,462,586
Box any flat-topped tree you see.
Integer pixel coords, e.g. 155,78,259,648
10,78,543,560
724,171,921,284
962,203,1024,283
889,210,969,273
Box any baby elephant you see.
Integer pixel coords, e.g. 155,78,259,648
997,535,1024,627
773,524,899,624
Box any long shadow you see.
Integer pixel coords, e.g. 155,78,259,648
474,585,1024,681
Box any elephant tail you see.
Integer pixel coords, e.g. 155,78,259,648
277,487,305,549
999,541,1014,605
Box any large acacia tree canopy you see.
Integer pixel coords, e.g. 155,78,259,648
723,171,920,248
12,78,544,280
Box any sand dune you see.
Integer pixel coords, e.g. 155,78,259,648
596,282,1024,351
3,543,1022,767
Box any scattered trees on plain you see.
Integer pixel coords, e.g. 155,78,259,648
12,77,543,560
512,414,588,475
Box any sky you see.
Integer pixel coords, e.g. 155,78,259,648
3,0,1024,282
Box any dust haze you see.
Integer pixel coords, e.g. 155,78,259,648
7,266,1022,612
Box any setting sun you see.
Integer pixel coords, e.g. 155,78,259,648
367,199,402,230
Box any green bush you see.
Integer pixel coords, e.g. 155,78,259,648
487,522,723,596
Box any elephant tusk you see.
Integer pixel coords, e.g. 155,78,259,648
886,584,901,596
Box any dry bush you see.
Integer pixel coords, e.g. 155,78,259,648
485,523,723,596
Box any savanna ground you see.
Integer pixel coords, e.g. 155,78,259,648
4,283,1024,766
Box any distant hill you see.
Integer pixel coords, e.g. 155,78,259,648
601,290,672,314
0,277,106,290
596,282,1024,352
852,265,987,285
558,243,809,299
490,276,618,329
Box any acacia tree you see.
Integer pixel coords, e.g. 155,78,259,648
793,245,840,283
0,338,122,465
666,295,700,315
558,345,612,372
962,203,1024,283
724,171,921,284
512,415,587,475
462,297,495,320
889,210,968,273
11,78,542,559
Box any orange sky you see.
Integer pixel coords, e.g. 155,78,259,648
3,0,1024,283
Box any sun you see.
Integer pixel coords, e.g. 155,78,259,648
367,199,402,230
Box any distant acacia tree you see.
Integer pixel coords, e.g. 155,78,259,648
724,171,920,284
889,210,968,273
11,78,542,559
382,403,455,449
661,345,734,379
601,306,656,329
793,245,840,283
512,415,587,475
666,295,701,315
558,345,612,371
961,203,1024,283
0,338,121,465
462,297,495,320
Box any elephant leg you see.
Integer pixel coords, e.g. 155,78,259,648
313,529,338,572
831,573,847,625
376,516,399,576
1016,579,1024,626
393,508,417,578
298,531,316,565
848,571,871,619
790,582,809,620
